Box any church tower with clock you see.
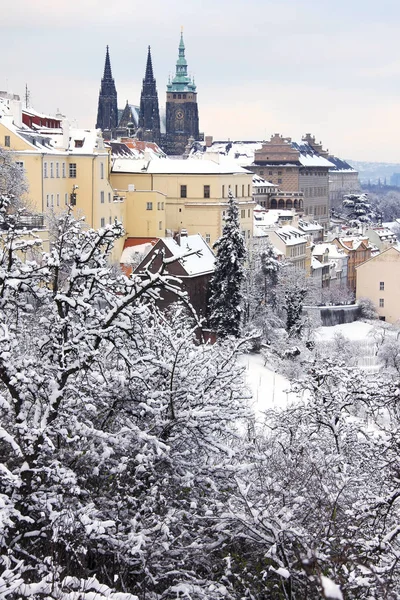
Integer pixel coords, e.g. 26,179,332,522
165,31,200,155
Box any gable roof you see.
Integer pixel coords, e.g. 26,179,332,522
356,245,400,269
136,234,215,278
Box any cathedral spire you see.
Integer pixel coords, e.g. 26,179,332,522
103,45,113,80
138,45,161,145
145,46,154,82
96,45,118,134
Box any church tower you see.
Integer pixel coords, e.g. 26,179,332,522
138,46,161,145
96,46,118,136
165,31,199,155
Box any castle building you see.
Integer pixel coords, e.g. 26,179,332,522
137,46,161,145
95,46,118,136
164,32,200,155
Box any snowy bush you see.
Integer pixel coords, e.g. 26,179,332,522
358,296,378,320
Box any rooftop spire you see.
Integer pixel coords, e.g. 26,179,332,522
103,45,113,80
144,45,154,82
167,29,196,93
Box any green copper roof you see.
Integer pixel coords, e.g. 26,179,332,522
167,31,196,93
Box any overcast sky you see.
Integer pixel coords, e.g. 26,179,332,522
1,0,399,162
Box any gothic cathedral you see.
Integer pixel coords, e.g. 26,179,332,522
95,32,200,155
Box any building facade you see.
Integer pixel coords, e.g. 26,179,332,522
111,158,254,246
250,133,333,227
356,246,400,323
164,32,200,155
331,236,371,293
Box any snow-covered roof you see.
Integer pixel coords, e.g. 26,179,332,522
112,157,251,175
120,242,155,264
254,209,295,226
328,155,357,173
311,256,325,270
252,174,276,188
201,141,263,167
297,219,323,232
161,234,215,276
368,227,396,240
312,243,347,260
290,142,335,168
274,226,308,246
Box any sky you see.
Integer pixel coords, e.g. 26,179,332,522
1,0,400,162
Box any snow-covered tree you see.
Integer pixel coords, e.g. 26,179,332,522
342,193,374,226
208,190,246,337
0,198,255,599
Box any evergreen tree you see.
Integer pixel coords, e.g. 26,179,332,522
343,192,373,225
208,191,246,337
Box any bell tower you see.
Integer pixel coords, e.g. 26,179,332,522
165,30,199,155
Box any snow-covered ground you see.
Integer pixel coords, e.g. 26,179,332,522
239,353,300,420
241,322,380,418
314,321,374,341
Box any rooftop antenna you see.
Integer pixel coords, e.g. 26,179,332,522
25,84,30,109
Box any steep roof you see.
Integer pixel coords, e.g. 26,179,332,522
328,155,357,172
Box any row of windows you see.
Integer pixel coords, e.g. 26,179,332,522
44,162,75,179
290,244,306,257
146,202,165,210
172,93,192,99
46,193,69,208
240,209,252,219
302,187,327,198
179,184,251,199
43,162,104,180
305,205,328,216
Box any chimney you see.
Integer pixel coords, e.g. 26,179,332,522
205,135,213,148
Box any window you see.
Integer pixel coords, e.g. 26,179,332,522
248,209,250,217
269,170,273,175
69,163,77,178
56,193,60,207
205,233,211,244
161,202,164,210
241,209,245,218
62,162,66,178
109,216,112,224
278,178,282,184
159,221,162,231
51,194,54,207
65,193,68,205
108,192,111,203
4,135,10,147
242,184,244,197
278,171,282,175
180,185,187,198
235,185,238,197
380,282,385,291
204,185,210,198
100,191,105,204
222,185,225,198
50,162,54,178
46,194,50,208
100,218,105,227
259,170,264,175
248,184,250,196
44,162,48,178
100,163,104,179
379,298,384,308
146,202,153,210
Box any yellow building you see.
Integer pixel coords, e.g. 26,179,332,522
356,246,400,323
111,157,255,246
0,95,125,259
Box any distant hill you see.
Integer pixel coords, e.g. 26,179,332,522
347,160,400,185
